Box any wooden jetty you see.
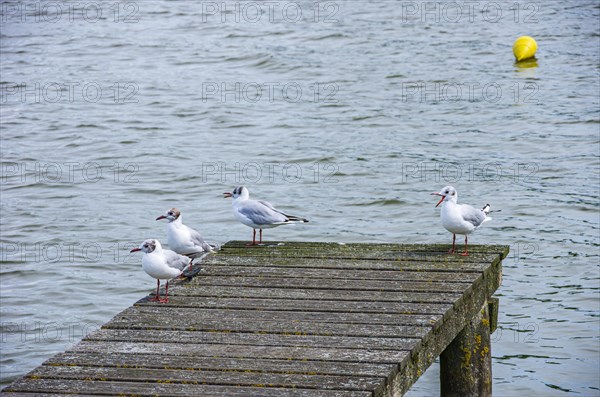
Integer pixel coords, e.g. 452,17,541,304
3,241,508,396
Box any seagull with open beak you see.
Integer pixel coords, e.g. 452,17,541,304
432,186,492,256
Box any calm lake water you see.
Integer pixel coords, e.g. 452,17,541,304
1,1,599,395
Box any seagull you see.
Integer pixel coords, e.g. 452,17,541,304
223,186,309,246
130,239,191,303
156,207,217,271
432,186,492,256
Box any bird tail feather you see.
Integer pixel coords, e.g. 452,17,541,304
285,215,309,223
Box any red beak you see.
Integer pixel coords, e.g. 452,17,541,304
431,192,445,207
130,247,141,253
156,215,166,221
223,192,232,198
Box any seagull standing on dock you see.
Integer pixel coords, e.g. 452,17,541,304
432,186,492,256
156,208,217,271
130,239,191,303
223,186,309,246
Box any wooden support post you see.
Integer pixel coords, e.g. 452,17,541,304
488,297,499,334
440,299,492,397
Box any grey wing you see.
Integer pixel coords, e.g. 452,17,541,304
238,200,288,225
189,228,213,252
460,204,487,227
164,249,190,271
257,200,307,222
257,200,276,210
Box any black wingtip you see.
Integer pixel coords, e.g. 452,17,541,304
286,216,309,223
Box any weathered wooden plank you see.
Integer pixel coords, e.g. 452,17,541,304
114,306,441,327
187,276,473,293
2,394,99,397
46,352,395,378
71,341,409,364
197,265,479,283
215,249,503,264
221,242,508,257
174,285,462,303
4,378,372,397
217,242,507,257
88,329,420,351
135,296,452,315
103,316,430,338
28,366,386,393
202,256,492,272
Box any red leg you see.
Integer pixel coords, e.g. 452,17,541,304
448,234,456,254
189,258,193,273
159,281,169,303
246,229,258,246
460,235,469,256
259,229,263,244
149,279,160,301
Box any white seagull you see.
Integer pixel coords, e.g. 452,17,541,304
432,186,492,256
223,186,309,246
156,207,217,271
130,239,191,303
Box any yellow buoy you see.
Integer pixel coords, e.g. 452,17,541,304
513,36,537,61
